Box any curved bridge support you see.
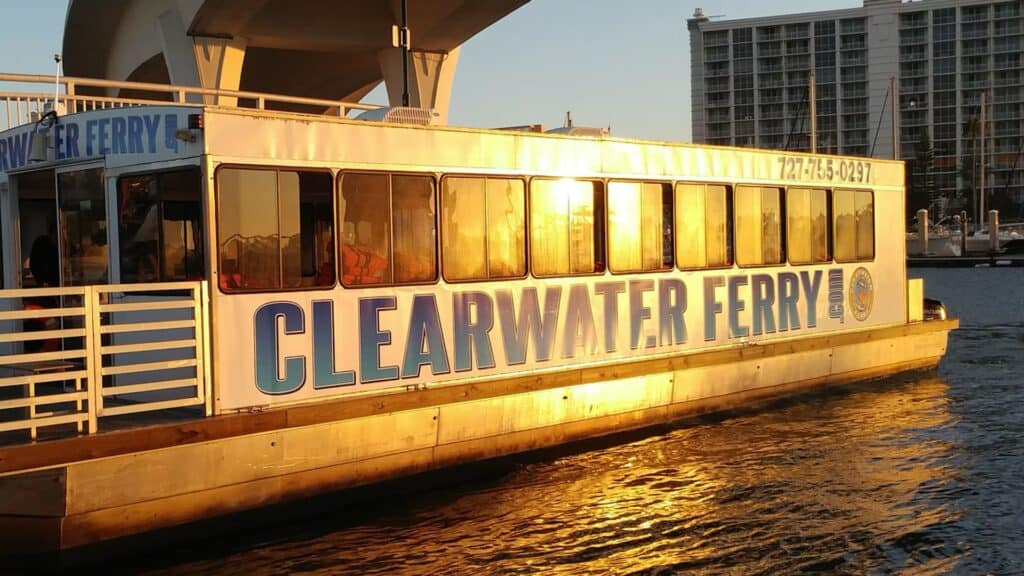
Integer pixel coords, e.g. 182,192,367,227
378,47,460,123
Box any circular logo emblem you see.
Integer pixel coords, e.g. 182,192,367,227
848,267,874,321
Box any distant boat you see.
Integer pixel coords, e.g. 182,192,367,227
908,218,1024,256
962,223,1024,254
906,221,960,257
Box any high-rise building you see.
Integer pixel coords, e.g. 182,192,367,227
689,0,1024,220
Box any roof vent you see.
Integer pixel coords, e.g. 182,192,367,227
545,126,610,137
354,106,439,126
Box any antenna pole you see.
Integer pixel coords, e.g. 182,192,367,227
891,76,898,160
809,70,816,153
53,54,61,113
980,90,986,220
401,0,410,107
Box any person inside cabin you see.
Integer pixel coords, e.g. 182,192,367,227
28,234,59,289
24,234,60,352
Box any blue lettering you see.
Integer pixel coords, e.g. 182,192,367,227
65,122,80,158
803,270,824,328
97,118,110,154
359,297,399,383
704,276,724,341
111,117,127,154
143,115,160,153
401,294,450,379
728,276,749,338
562,284,597,359
311,300,355,389
253,302,306,395
127,116,143,153
85,119,97,156
7,132,29,168
658,278,687,346
751,274,776,336
629,280,655,350
54,124,64,160
0,138,8,171
595,281,624,353
164,113,178,152
496,287,560,365
777,272,801,331
453,292,495,372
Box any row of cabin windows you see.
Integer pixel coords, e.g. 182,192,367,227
214,167,875,292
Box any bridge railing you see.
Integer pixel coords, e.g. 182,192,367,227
0,72,382,132
0,281,211,441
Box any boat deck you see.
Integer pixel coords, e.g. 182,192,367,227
0,319,958,478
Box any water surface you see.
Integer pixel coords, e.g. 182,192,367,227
127,268,1024,574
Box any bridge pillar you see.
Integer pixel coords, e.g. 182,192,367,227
193,36,248,106
378,48,460,124
156,6,247,105
155,8,200,99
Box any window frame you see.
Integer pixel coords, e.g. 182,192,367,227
337,170,440,289
439,173,528,284
116,166,206,285
674,181,735,271
527,176,606,279
832,187,876,263
733,184,787,268
784,186,832,266
214,164,336,294
605,178,675,275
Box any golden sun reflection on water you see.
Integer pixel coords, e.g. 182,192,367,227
143,376,974,576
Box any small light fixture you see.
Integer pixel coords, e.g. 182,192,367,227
29,109,58,162
174,129,197,143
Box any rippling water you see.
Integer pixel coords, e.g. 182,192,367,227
128,268,1023,575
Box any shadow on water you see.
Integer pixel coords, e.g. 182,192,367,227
21,268,1024,575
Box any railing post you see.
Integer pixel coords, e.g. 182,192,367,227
85,286,101,433
191,283,206,410
199,281,213,416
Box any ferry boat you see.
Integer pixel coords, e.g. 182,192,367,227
0,75,956,555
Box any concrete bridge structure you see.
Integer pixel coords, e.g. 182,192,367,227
61,0,529,123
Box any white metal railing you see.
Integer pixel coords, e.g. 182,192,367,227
0,281,210,440
0,286,93,439
0,72,382,132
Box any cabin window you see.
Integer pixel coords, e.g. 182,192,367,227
833,189,874,262
339,172,437,286
217,167,334,292
675,183,732,269
17,170,58,289
734,185,784,267
441,176,526,282
58,168,108,285
529,178,605,276
118,169,204,283
607,181,673,273
786,187,830,265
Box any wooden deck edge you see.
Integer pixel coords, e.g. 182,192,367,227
0,319,956,476
43,353,940,550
